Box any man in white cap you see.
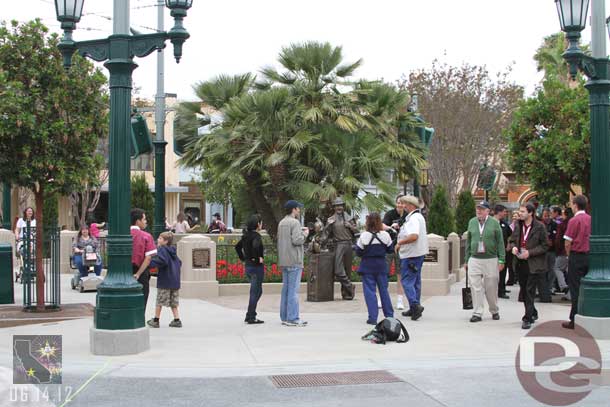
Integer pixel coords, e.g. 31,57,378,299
395,195,428,320
464,200,505,323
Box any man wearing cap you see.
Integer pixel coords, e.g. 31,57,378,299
277,200,309,327
325,197,357,300
464,201,506,323
396,195,429,320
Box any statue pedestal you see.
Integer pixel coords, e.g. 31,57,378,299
307,251,335,302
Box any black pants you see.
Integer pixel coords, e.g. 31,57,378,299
245,265,264,321
133,264,150,309
516,260,539,322
568,252,589,321
506,252,516,285
498,266,507,296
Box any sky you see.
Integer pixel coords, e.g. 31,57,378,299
5,0,607,101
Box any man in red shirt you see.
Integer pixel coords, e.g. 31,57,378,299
131,208,157,310
562,195,591,330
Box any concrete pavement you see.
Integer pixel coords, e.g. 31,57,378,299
1,277,609,406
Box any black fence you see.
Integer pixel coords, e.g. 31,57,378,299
20,223,61,311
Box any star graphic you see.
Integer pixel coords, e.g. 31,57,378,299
26,368,35,377
37,341,57,360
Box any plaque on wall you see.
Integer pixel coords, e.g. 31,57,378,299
424,249,438,263
192,248,210,268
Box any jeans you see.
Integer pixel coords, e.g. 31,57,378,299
73,255,101,277
361,273,394,323
280,266,303,322
245,265,264,321
400,256,425,309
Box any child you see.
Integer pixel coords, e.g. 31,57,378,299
147,232,183,328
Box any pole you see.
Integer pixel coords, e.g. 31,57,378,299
95,0,145,329
153,0,168,239
2,183,10,230
580,0,610,318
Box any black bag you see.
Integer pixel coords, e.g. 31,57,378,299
361,317,410,344
462,266,473,310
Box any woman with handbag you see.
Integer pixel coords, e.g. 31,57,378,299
72,224,102,277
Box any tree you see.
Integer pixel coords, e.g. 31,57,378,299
506,34,590,203
455,191,476,235
131,174,154,231
427,185,455,238
0,20,108,310
401,61,523,203
180,43,426,236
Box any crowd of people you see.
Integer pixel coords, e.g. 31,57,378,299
9,194,591,332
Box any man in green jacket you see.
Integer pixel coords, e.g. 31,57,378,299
464,201,506,323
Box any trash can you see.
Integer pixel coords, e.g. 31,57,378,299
0,243,14,304
307,251,335,302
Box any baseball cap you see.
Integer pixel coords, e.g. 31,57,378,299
476,200,490,209
284,200,304,210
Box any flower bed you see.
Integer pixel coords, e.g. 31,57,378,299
216,242,398,284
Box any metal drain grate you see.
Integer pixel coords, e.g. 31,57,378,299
270,370,403,388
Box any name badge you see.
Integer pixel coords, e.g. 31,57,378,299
477,241,486,253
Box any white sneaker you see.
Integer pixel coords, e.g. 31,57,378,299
396,296,405,310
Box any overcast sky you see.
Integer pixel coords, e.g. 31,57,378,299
6,0,607,101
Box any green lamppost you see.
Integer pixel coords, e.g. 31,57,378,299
54,0,192,352
410,95,435,198
2,183,10,230
556,0,610,336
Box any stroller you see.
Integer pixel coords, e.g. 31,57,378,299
70,244,103,292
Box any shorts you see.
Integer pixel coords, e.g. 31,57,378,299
156,288,179,308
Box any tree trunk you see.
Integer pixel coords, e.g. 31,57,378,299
34,188,45,312
243,172,280,240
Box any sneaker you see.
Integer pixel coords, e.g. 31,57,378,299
147,318,160,328
470,315,482,323
169,319,182,328
492,313,500,321
411,305,424,321
401,309,413,317
366,320,377,325
522,320,532,330
396,296,405,310
285,320,308,327
245,319,264,325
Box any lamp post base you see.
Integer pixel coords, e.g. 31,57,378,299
90,326,150,356
579,278,610,318
575,314,610,340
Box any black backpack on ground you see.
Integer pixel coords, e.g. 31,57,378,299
361,317,410,344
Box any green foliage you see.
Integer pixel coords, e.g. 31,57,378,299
0,20,108,197
179,42,426,237
507,33,590,203
131,174,154,231
427,185,455,237
455,191,475,235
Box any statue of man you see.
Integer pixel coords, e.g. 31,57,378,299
325,197,357,300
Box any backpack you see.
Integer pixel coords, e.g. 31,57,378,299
361,317,410,344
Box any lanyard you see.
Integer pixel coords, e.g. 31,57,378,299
478,217,488,237
522,223,532,243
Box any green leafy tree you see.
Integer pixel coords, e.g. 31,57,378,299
0,20,107,310
131,174,154,231
507,34,589,203
427,185,455,237
455,191,476,235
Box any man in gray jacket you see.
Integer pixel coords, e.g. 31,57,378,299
278,200,309,326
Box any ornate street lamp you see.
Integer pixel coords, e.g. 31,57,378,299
54,0,192,354
556,0,610,337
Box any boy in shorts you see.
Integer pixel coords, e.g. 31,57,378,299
147,232,183,328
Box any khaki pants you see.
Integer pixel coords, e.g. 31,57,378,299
468,257,499,317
